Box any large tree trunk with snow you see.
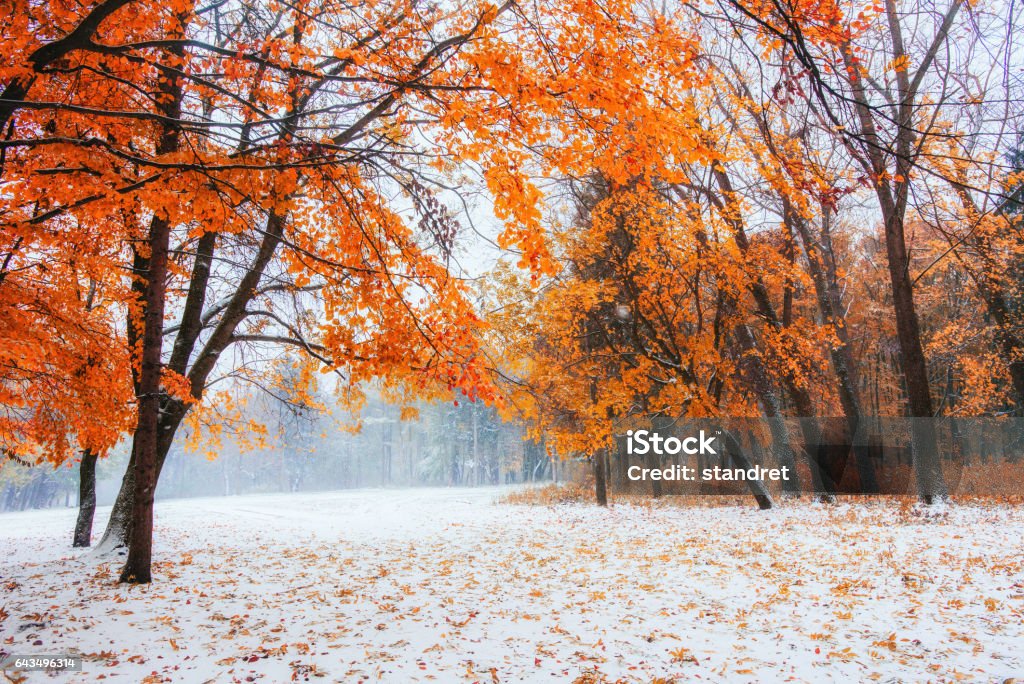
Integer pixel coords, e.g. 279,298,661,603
98,455,133,553
72,449,97,548
100,211,289,558
98,400,186,553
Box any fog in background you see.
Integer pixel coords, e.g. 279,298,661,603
1,389,552,512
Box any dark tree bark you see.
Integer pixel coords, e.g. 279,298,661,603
644,446,663,498
119,210,171,584
721,431,774,510
99,399,188,552
593,447,608,506
72,450,98,547
615,434,630,491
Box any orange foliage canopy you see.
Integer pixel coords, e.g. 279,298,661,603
0,0,722,464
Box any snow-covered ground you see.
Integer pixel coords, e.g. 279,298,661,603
1,487,1023,683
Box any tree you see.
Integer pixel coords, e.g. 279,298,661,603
2,0,524,581
492,176,780,509
713,0,1022,500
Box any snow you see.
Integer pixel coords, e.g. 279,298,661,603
2,487,1023,683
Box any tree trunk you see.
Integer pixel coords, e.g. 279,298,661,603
788,202,879,493
722,431,774,510
72,450,98,547
838,28,954,502
879,199,946,501
119,211,172,584
97,443,134,553
647,411,673,498
100,399,186,555
644,444,663,498
593,448,608,506
587,380,609,505
614,434,629,491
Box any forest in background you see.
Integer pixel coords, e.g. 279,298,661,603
0,388,552,512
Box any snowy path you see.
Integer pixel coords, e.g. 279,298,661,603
1,488,1023,682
